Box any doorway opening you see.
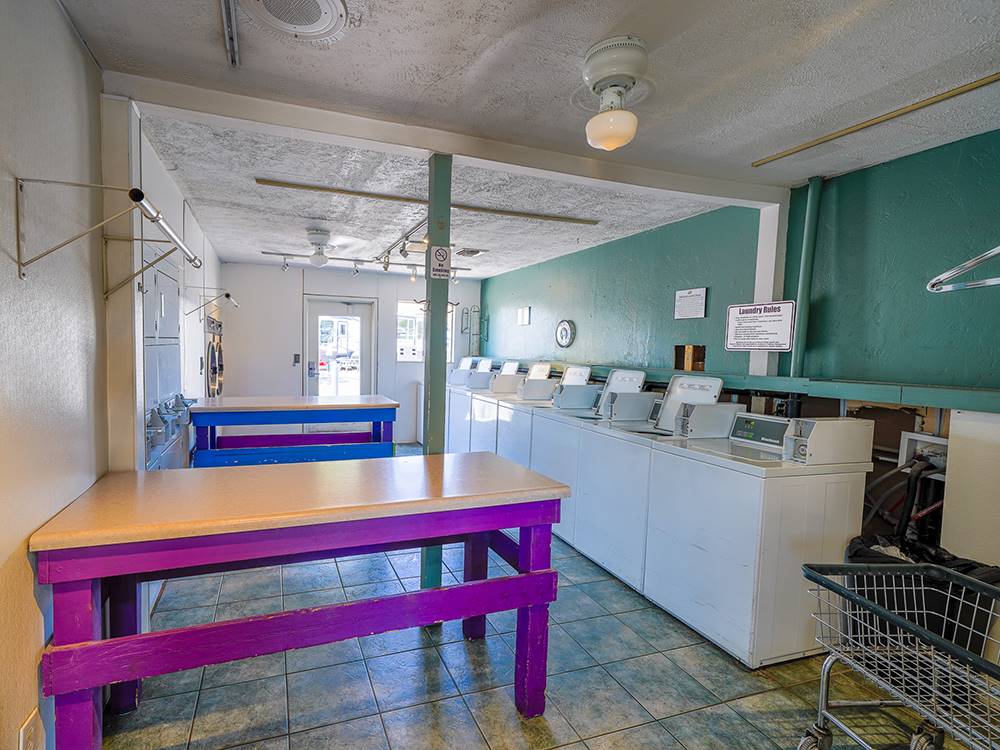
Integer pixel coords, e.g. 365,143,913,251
304,295,377,400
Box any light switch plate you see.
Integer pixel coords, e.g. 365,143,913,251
18,707,44,750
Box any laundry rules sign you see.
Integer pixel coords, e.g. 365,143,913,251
725,300,796,351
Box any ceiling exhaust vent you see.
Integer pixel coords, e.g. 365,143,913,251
239,0,348,41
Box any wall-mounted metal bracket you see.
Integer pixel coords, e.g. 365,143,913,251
14,177,202,281
103,244,179,299
186,292,239,317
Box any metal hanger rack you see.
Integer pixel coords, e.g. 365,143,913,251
13,177,202,298
927,242,1000,293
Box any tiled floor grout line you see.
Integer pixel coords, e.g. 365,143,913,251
146,548,866,750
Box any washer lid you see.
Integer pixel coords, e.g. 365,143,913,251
654,375,724,430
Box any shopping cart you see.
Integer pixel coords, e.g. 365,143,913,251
799,564,1000,750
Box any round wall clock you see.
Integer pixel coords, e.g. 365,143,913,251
555,319,576,348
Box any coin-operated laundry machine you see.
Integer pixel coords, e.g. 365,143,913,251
643,414,874,667
206,314,224,397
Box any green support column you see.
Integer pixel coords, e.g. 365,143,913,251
420,153,452,589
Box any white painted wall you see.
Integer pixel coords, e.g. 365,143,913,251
221,263,481,443
0,0,105,744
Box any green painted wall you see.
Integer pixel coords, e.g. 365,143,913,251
481,206,760,374
779,128,1000,388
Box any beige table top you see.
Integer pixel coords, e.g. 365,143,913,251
30,453,570,551
189,395,399,412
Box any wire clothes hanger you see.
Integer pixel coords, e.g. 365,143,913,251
926,243,1000,293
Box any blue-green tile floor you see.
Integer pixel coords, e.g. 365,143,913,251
106,453,949,749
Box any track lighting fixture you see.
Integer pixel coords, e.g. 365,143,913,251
451,270,459,285
352,261,360,276
281,257,289,272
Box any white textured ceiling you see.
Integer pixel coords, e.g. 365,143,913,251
141,113,719,276
62,0,1000,185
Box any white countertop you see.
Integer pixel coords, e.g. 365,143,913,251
30,452,570,551
190,395,400,412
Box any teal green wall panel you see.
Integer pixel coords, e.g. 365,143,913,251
481,207,759,374
780,129,1000,388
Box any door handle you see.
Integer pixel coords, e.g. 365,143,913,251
307,361,317,378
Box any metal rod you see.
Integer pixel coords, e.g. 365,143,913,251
129,189,203,268
790,176,823,377
104,236,175,244
255,177,600,226
104,247,179,299
19,204,139,276
926,243,1000,293
17,177,132,192
185,292,237,316
753,71,1000,167
260,250,471,271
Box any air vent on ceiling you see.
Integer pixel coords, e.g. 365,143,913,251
239,0,348,40
457,248,488,258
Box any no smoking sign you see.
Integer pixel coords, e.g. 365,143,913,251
429,245,451,279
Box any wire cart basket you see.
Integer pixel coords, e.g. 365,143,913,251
800,564,1000,750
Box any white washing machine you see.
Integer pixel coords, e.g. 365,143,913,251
643,414,874,667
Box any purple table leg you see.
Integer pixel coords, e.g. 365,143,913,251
195,426,210,451
514,523,552,717
383,420,393,446
53,579,102,749
462,532,489,639
107,575,141,714
371,420,382,442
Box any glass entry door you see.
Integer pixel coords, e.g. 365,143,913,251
305,296,375,406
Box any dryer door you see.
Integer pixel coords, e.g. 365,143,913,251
206,340,219,397
215,341,224,396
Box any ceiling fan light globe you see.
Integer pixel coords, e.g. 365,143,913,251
308,250,329,267
586,109,639,151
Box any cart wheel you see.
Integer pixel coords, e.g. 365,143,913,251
798,726,833,750
910,728,944,750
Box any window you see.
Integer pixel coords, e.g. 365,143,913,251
396,301,454,362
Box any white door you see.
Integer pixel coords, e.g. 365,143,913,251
305,297,376,429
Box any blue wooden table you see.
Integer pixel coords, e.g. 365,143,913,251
188,395,399,467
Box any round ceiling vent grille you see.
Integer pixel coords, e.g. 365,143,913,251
240,0,348,40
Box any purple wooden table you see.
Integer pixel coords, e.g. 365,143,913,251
31,453,568,749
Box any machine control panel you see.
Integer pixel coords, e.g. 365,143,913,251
729,414,791,450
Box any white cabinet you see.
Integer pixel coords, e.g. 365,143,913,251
446,389,472,453
529,414,581,544
575,429,651,590
644,449,760,660
469,395,498,453
156,271,181,339
497,403,532,467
